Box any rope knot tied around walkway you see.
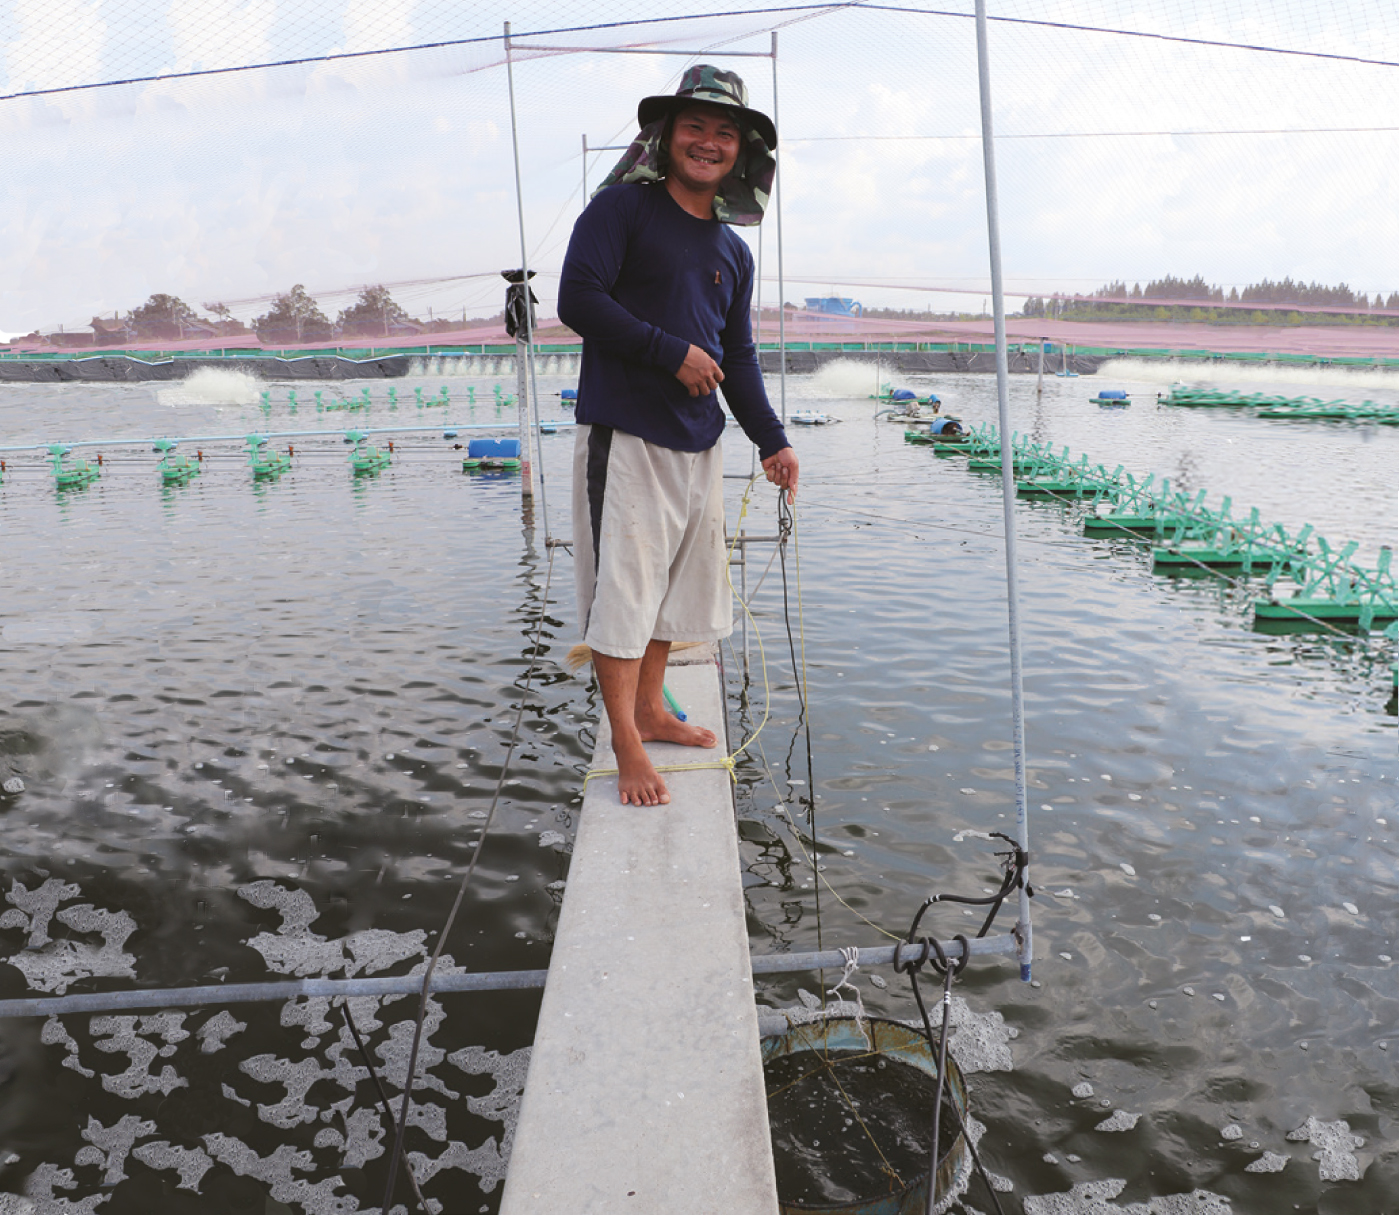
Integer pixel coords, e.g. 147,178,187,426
582,755,739,788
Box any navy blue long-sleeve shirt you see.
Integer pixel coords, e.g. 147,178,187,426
556,181,790,460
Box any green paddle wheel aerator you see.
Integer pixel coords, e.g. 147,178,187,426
245,434,292,481
48,444,101,491
345,430,392,475
153,438,201,487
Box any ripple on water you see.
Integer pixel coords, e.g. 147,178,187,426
1,377,1394,1212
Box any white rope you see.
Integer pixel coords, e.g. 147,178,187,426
826,945,865,1023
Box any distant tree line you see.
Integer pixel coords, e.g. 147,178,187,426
34,285,475,347
859,305,989,322
1021,275,1399,326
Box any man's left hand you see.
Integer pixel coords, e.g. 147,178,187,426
761,447,798,504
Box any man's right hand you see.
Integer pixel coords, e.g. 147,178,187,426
675,344,724,397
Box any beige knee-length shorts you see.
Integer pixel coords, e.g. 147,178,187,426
573,424,732,660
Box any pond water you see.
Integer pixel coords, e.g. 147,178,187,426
0,362,1394,1214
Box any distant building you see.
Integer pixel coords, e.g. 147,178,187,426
91,316,133,346
46,329,95,348
803,296,863,318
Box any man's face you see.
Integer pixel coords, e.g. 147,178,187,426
666,104,742,194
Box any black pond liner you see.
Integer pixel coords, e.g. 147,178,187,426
761,1015,972,1215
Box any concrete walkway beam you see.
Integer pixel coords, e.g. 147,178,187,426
502,646,779,1214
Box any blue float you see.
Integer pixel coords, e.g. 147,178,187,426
463,437,522,472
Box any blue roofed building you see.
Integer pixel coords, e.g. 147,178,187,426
803,296,863,318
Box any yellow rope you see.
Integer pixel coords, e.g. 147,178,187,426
718,487,903,942
583,756,737,787
725,474,775,763
752,732,903,943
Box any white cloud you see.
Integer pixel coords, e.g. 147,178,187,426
2,1,1398,330
4,0,105,92
341,0,414,56
168,0,275,74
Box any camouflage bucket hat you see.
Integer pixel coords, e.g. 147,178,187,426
594,64,777,227
638,64,777,150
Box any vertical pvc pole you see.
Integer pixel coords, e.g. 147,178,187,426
771,32,787,425
974,0,1032,983
752,218,762,480
755,225,763,350
1036,335,1044,399
581,134,589,207
740,526,750,678
515,336,533,498
504,23,545,519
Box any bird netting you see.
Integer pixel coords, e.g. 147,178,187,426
4,2,1398,340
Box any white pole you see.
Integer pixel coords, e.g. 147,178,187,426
753,222,763,481
771,32,787,426
974,0,1032,985
504,22,545,516
755,224,763,357
581,133,588,207
1037,335,1044,399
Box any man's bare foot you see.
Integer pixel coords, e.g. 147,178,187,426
614,737,670,806
636,706,718,749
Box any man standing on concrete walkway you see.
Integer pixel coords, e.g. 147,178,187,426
558,65,797,807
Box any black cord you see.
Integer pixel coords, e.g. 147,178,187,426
776,491,823,958
339,1003,429,1213
907,833,1032,941
895,833,1033,1213
381,546,557,1211
898,939,1007,1215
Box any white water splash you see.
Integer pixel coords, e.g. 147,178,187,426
158,367,264,407
1098,357,1399,395
811,357,886,399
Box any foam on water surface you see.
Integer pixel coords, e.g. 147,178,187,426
2,881,137,994
1,879,539,1213
1286,1116,1365,1182
1024,1179,1232,1214
0,373,1392,1211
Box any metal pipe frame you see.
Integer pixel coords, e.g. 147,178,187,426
512,45,772,58
0,934,1019,1018
771,31,788,426
505,22,547,517
0,421,575,456
974,0,1034,983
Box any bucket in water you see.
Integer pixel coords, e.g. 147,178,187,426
762,1015,972,1215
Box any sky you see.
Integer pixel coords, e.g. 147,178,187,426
2,0,1398,334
